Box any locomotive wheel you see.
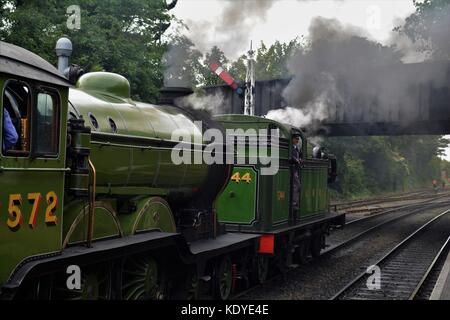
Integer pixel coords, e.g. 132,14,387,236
122,255,166,300
214,256,232,300
13,275,52,300
310,234,323,258
255,255,270,284
53,263,112,300
295,239,310,264
186,271,200,300
170,268,199,300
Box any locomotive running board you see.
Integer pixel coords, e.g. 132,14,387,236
188,233,261,277
2,231,261,297
2,231,184,293
189,233,260,257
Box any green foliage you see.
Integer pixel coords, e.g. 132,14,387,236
162,34,203,87
0,0,172,102
323,135,449,199
254,39,303,80
229,55,247,82
201,46,230,86
397,0,450,59
341,153,368,196
229,39,303,81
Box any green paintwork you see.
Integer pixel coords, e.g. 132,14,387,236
118,196,176,235
63,201,122,246
0,76,68,285
216,166,258,224
132,197,176,233
214,114,330,233
69,73,209,193
76,72,130,99
0,69,208,287
62,196,176,246
272,168,290,224
300,166,329,218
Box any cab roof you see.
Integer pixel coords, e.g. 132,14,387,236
213,113,304,139
0,41,70,87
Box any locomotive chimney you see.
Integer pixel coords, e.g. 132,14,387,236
159,87,193,105
55,37,73,75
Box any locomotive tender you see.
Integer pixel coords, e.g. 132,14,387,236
0,40,344,299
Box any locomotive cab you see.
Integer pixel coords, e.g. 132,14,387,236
0,41,70,288
214,115,344,269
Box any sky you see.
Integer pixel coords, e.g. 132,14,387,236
171,0,417,56
171,0,450,161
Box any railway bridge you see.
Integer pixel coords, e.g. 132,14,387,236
204,61,450,136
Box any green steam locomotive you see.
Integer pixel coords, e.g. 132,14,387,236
0,39,344,300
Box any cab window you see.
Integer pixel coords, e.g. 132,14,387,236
1,80,31,156
33,89,60,157
1,80,60,158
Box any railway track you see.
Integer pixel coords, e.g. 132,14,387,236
411,236,450,300
234,195,450,300
331,208,450,300
331,189,441,214
326,196,450,254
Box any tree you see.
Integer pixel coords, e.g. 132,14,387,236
397,0,450,59
0,0,174,102
229,39,302,81
254,39,302,80
200,46,230,86
229,54,247,81
162,34,203,87
323,134,449,199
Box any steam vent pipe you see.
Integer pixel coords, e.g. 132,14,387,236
55,37,73,74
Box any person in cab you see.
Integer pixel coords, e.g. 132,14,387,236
2,103,18,152
291,133,303,211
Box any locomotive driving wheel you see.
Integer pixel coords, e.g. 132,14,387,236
122,254,167,300
13,275,53,300
186,271,200,300
214,256,232,300
169,265,200,300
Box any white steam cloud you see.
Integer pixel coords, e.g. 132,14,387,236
175,91,225,115
185,0,277,57
267,12,450,134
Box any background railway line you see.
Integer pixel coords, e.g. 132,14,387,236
332,209,450,300
326,194,450,254
235,192,450,300
331,189,434,212
331,189,445,220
